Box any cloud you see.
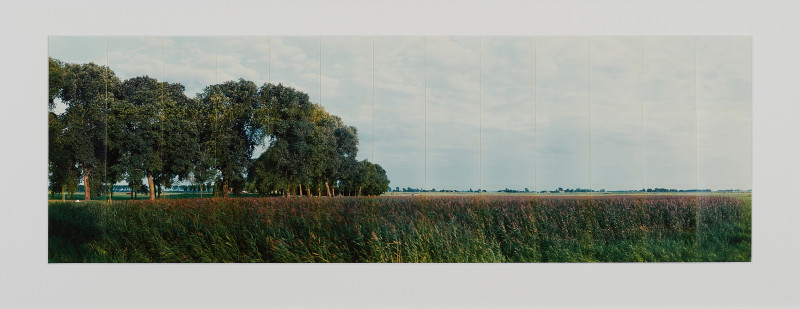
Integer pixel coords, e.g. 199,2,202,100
591,108,643,190
590,37,642,110
535,109,591,190
107,37,164,80
162,37,218,98
49,36,108,66
269,37,321,102
216,37,270,85
697,37,751,110
481,37,536,135
320,37,374,156
536,37,591,111
697,107,751,189
643,37,696,109
46,36,751,191
642,108,697,189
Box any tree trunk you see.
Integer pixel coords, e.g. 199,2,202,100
299,183,303,197
61,185,65,202
147,172,156,200
325,181,331,197
307,188,311,197
222,179,229,198
332,186,335,197
359,186,362,196
82,168,91,201
286,184,291,198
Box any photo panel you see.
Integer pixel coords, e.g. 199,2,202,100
589,37,643,191
373,37,426,192
45,35,752,264
163,37,219,194
694,37,751,260
480,37,536,193
321,37,373,162
106,37,165,199
48,36,109,200
425,37,481,192
535,37,590,192
696,37,751,191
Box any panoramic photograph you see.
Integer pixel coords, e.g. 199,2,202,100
47,36,751,263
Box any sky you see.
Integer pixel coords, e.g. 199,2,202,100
48,36,752,191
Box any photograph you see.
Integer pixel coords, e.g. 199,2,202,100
48,35,751,263
4,1,799,308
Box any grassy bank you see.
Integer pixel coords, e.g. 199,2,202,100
48,195,750,262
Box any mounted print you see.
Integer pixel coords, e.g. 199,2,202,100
48,36,751,262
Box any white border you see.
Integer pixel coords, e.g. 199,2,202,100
2,0,799,308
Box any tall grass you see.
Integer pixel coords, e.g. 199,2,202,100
48,195,750,262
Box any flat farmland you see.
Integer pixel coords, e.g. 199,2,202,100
48,194,750,262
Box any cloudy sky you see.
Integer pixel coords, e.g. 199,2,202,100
48,36,751,191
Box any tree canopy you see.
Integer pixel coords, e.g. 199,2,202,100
48,57,389,199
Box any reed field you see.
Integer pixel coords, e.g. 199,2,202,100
48,194,750,263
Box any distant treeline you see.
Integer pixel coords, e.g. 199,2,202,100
390,187,748,193
48,58,389,201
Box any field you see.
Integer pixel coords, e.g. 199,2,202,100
48,194,750,262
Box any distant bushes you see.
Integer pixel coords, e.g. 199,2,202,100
48,195,750,262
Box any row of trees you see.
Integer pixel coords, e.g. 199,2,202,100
48,58,389,200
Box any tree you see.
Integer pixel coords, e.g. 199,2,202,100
48,112,80,201
337,156,362,196
198,79,266,197
248,83,393,198
258,83,316,196
115,76,163,200
187,94,215,198
49,58,65,112
57,62,120,200
248,146,288,196
154,82,196,198
360,160,390,196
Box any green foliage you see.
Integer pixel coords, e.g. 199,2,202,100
53,61,121,199
358,160,390,196
48,195,750,263
198,79,266,196
48,58,391,201
48,57,65,111
48,112,80,198
248,83,382,197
